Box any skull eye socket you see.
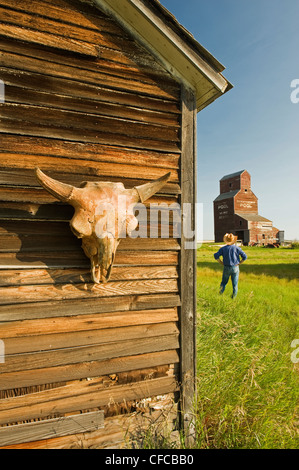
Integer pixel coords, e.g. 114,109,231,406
71,213,92,238
70,225,82,238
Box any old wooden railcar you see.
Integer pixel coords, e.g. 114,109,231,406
0,0,231,448
214,170,282,244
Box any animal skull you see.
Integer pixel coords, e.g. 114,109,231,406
35,168,170,284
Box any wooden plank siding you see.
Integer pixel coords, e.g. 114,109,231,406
0,402,178,449
0,411,105,446
0,0,193,448
0,374,179,427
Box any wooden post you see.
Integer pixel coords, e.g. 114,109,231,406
180,84,197,445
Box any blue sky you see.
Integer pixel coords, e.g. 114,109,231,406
159,0,299,241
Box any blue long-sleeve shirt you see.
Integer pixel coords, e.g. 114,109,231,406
214,244,247,267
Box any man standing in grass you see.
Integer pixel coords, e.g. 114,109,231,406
214,233,247,298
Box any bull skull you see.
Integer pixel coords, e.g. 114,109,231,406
35,168,170,284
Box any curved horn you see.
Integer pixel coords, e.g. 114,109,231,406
35,167,76,203
134,172,171,203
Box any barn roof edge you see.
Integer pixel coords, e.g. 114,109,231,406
88,0,233,111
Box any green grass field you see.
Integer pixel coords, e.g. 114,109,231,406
195,244,299,449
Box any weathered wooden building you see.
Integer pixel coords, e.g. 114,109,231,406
0,0,231,448
214,170,282,245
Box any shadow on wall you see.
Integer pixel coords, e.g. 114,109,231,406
0,205,92,286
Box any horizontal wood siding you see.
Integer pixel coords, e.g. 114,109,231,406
0,0,183,447
0,373,179,428
0,411,105,446
0,399,178,449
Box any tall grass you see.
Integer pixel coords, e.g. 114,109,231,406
195,245,299,448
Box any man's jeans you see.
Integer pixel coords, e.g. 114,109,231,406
220,265,239,298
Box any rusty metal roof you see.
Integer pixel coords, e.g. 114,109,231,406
220,170,246,181
235,213,272,223
214,190,239,202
